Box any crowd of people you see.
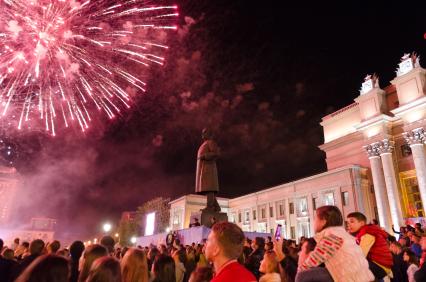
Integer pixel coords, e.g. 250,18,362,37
1,205,426,281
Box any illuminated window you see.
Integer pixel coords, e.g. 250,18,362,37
290,226,296,239
244,210,250,224
276,201,285,218
323,192,335,206
312,197,317,210
261,208,266,219
401,144,412,157
401,176,424,217
296,198,308,217
342,192,349,206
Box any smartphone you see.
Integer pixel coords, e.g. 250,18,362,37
274,224,282,241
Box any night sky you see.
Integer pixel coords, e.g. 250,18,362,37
8,0,426,238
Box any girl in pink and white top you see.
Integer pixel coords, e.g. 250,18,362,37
296,205,374,282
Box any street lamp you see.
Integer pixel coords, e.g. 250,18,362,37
103,223,112,233
130,236,137,244
114,233,119,238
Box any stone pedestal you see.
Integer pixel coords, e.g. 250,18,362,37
192,210,228,228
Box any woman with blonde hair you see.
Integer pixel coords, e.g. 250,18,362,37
259,251,281,282
121,248,149,282
86,256,122,282
78,244,108,282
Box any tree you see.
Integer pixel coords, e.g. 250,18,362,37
137,197,171,235
118,213,140,247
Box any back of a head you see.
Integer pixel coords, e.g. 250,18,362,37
48,240,61,254
30,239,45,256
69,241,85,260
100,236,115,254
305,238,317,253
86,256,121,282
121,248,148,282
149,247,160,261
174,238,181,247
79,244,108,282
2,248,15,260
316,205,344,229
0,238,3,250
153,255,176,282
254,237,265,249
212,222,245,260
15,254,69,282
189,266,213,282
175,248,187,264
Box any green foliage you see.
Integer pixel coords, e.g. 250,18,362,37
117,197,171,246
137,197,171,235
118,217,140,247
137,197,170,233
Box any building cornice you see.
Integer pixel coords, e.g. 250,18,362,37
228,165,363,203
169,194,229,205
354,114,398,132
391,96,426,117
321,103,359,125
319,131,363,151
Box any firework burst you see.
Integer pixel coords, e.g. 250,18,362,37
0,0,178,136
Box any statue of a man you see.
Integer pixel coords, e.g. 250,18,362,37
195,128,221,212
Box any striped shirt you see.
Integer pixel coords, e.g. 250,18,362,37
299,234,344,270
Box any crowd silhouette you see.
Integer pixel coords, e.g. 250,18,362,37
1,206,426,281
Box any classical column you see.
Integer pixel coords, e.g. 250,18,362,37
403,128,426,212
378,139,404,230
364,143,392,232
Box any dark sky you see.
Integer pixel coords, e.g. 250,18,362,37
8,0,426,238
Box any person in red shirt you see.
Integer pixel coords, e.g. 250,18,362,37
347,212,393,280
205,221,257,282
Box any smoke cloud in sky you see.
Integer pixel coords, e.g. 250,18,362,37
8,6,328,239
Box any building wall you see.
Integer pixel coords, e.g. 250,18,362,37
169,166,374,242
228,165,373,240
319,59,426,231
0,167,19,225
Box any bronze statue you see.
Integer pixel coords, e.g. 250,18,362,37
195,128,221,212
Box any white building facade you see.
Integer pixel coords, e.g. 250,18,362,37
170,165,375,240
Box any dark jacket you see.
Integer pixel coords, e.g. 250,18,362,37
0,257,18,282
390,252,408,282
70,258,80,282
415,258,426,282
11,254,39,281
279,256,298,282
244,248,264,279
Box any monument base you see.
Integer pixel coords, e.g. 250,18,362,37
192,210,228,228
